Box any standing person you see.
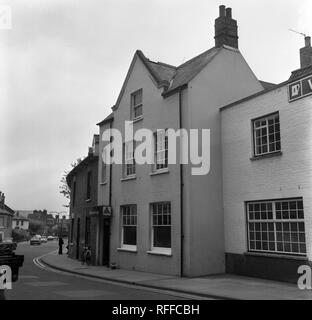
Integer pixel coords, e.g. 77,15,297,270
58,237,64,255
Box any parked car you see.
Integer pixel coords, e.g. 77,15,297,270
30,236,41,245
47,236,54,241
40,236,47,243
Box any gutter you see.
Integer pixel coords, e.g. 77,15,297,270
178,88,184,277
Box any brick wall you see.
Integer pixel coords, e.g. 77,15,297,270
221,85,312,261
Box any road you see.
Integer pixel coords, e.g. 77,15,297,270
5,241,189,300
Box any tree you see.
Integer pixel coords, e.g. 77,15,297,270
59,158,84,208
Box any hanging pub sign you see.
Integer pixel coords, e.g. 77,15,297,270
288,75,312,102
89,206,112,217
102,206,112,217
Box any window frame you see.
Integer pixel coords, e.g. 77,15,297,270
252,112,281,157
153,129,169,172
246,198,306,256
72,179,76,207
0,216,4,227
131,89,143,120
120,205,137,250
100,150,107,184
123,141,136,178
151,202,172,254
86,171,92,200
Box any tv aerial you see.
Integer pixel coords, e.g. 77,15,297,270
289,29,307,38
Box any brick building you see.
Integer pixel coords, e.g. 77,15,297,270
67,135,99,265
221,37,312,282
0,192,14,242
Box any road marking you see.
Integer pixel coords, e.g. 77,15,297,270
55,290,117,298
19,275,39,279
33,251,213,300
25,281,68,287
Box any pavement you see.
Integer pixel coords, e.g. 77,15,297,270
40,250,312,300
6,242,191,300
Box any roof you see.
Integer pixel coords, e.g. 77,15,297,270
259,80,276,90
13,216,29,221
289,65,312,82
220,80,289,111
66,153,98,186
97,112,114,126
164,47,221,95
220,67,312,111
0,204,14,216
14,210,33,218
112,45,231,111
138,47,222,96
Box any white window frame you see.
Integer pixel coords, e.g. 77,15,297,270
131,89,143,120
100,150,107,184
253,112,281,157
247,199,306,256
120,205,137,251
124,141,136,178
151,202,171,255
153,129,168,172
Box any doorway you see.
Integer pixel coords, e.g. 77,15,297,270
76,218,80,259
102,218,110,266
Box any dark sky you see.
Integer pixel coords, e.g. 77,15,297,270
1,0,311,213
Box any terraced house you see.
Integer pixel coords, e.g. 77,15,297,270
96,6,268,276
221,36,312,283
0,192,14,242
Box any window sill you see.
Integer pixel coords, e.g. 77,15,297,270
117,247,137,253
150,168,169,176
85,199,91,203
244,251,308,261
147,250,172,257
132,116,143,124
100,182,107,186
250,151,283,161
120,175,136,182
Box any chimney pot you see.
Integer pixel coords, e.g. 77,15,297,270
219,5,226,17
305,36,311,47
226,7,232,18
215,6,238,49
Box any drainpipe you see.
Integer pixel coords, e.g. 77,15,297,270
179,88,184,277
109,120,113,207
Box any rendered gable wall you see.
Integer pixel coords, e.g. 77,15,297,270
183,47,264,276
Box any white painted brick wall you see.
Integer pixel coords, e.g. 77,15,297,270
221,85,312,260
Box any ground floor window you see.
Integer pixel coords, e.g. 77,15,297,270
247,199,306,256
121,205,137,249
151,202,171,253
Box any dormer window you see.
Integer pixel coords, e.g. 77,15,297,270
131,89,143,120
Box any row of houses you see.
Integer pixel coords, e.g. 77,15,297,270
0,192,70,242
66,5,312,283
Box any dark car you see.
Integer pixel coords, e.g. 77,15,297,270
30,236,41,245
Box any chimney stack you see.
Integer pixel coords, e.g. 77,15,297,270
300,36,312,69
0,192,5,207
215,5,239,49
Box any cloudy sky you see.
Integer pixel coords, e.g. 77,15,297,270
0,0,311,213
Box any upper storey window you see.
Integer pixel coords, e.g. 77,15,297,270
253,113,281,157
131,89,143,120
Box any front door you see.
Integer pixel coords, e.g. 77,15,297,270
102,218,110,266
76,218,80,259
